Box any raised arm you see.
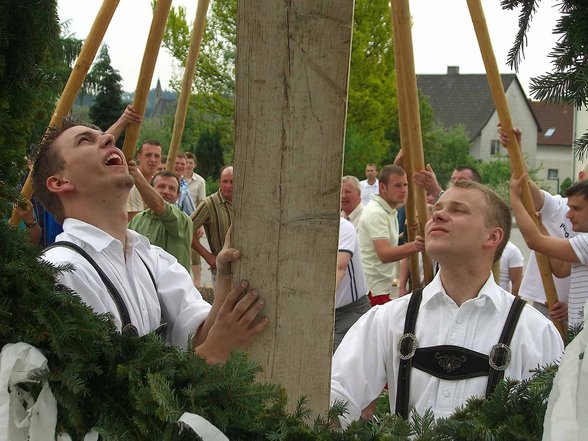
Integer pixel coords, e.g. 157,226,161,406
510,175,579,263
106,105,142,142
127,161,165,215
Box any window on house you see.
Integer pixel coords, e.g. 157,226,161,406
548,168,559,179
490,139,501,156
545,128,556,138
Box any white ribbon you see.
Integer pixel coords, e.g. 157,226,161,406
0,342,57,441
543,299,588,441
178,413,229,441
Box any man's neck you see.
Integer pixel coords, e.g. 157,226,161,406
66,196,129,245
367,177,376,185
438,261,492,306
141,169,153,180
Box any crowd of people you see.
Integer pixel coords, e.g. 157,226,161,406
15,108,585,426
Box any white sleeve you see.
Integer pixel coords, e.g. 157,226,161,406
330,306,390,428
151,247,211,348
510,245,524,268
339,219,356,253
570,233,588,264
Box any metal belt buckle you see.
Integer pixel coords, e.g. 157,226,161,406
489,343,511,371
397,333,418,360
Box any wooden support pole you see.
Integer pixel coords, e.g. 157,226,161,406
390,0,433,284
122,0,173,161
233,0,354,414
9,0,120,226
166,0,210,171
466,0,566,340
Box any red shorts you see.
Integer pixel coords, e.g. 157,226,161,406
368,292,392,306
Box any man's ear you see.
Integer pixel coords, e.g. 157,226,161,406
484,227,504,251
46,175,74,194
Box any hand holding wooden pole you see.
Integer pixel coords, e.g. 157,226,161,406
122,0,173,161
9,0,120,227
466,0,565,340
166,0,211,172
390,0,433,284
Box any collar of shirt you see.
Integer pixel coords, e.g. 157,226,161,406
216,189,231,205
420,271,503,313
371,195,397,216
62,218,148,255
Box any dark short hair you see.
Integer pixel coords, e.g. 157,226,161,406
565,180,588,200
150,171,180,194
138,140,161,155
31,117,99,223
454,166,482,183
185,152,196,161
379,165,405,185
160,154,167,164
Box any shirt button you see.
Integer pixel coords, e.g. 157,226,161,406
442,390,450,398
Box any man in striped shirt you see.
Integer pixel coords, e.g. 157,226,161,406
511,177,588,327
191,166,233,275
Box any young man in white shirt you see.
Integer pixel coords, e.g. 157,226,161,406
32,117,267,363
331,180,563,426
511,176,588,327
359,163,379,206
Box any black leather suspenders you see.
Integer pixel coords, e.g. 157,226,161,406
395,289,527,419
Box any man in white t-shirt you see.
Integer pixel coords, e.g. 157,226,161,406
499,241,524,295
511,176,588,326
359,163,379,206
333,218,370,352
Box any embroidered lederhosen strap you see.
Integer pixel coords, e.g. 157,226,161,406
395,288,423,419
45,241,166,338
485,296,526,396
395,292,527,419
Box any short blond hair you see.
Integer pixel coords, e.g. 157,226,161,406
452,180,511,262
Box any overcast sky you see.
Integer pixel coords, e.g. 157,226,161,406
57,0,561,97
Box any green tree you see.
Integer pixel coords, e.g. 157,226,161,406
0,0,61,205
195,128,225,182
502,0,588,157
88,45,125,135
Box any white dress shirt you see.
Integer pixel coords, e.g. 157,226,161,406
359,178,379,206
331,272,564,427
42,218,211,348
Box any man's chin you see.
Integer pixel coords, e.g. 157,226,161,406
115,175,135,190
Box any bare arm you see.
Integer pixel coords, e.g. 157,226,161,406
127,161,165,216
372,236,424,263
106,105,142,141
335,251,352,291
399,257,409,296
191,235,217,270
194,228,268,363
509,266,523,295
510,175,579,263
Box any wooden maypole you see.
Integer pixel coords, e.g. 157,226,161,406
466,0,565,340
9,0,120,226
166,0,211,171
232,0,354,414
390,0,433,285
121,0,173,161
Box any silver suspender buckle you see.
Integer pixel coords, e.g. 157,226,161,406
489,343,512,371
397,333,418,360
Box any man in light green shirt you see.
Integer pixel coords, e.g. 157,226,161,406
128,169,193,274
358,165,424,305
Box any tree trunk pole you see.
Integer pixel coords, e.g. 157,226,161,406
9,0,120,226
390,0,433,284
466,0,565,340
122,0,173,161
166,0,210,172
233,0,354,415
